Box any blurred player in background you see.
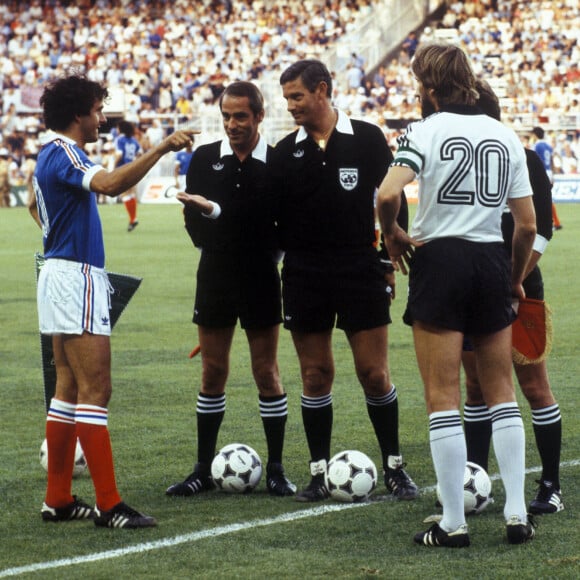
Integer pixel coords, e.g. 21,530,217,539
32,73,195,528
166,81,296,498
463,80,564,516
377,43,537,547
531,126,562,230
174,137,194,190
272,59,417,503
22,151,37,211
115,120,141,231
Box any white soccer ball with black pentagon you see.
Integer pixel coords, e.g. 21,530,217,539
211,443,262,493
436,461,493,515
39,438,88,478
325,450,378,502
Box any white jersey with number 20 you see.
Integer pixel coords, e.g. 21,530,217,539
393,111,532,243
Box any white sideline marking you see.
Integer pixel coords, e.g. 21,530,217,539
2,460,578,578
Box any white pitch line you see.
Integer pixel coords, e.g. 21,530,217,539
1,459,578,578
0,503,363,578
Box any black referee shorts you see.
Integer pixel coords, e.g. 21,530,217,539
282,249,391,333
193,251,282,330
403,238,516,335
523,265,544,300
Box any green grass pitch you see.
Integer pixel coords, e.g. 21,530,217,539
1,203,578,579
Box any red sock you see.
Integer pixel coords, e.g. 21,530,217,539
124,195,138,224
76,405,122,511
44,399,77,507
552,203,561,228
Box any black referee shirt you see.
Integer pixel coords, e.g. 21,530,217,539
183,137,278,253
272,111,393,253
501,148,553,252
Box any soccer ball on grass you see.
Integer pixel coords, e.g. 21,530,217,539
39,438,88,478
211,443,262,493
325,450,378,502
436,461,493,515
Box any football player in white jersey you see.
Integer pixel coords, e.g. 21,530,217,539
377,43,537,547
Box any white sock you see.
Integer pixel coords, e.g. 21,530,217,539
429,410,466,532
490,402,527,521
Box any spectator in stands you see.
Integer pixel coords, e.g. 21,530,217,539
0,1,578,162
401,30,419,58
0,148,11,208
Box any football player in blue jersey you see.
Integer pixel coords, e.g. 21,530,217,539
531,126,563,230
32,73,195,529
174,137,194,190
115,120,141,231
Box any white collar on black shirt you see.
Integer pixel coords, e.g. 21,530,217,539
219,133,268,162
294,109,354,144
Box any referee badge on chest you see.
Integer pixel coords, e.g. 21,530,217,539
339,168,358,190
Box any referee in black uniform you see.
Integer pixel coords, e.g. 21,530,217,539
272,59,418,502
166,81,296,498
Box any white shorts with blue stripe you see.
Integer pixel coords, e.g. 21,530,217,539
37,258,113,336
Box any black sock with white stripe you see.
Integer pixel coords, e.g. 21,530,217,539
532,403,562,488
301,393,332,462
259,394,288,467
463,404,492,471
366,386,399,468
196,392,225,468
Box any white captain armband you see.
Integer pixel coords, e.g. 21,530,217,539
202,201,222,220
533,234,548,255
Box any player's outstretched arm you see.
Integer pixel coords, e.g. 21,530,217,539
90,130,198,198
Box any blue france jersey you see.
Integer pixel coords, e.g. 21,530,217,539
175,149,193,175
116,135,140,166
534,140,553,173
33,134,106,267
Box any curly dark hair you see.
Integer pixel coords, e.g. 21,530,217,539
40,73,109,131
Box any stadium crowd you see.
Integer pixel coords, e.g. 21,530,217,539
0,0,579,196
